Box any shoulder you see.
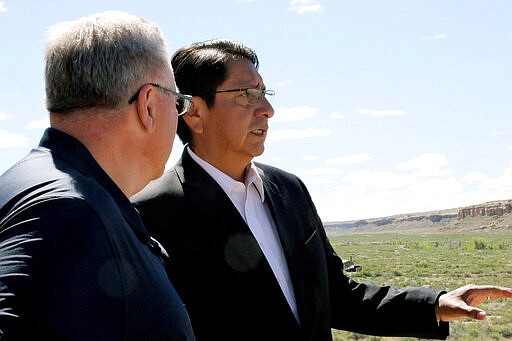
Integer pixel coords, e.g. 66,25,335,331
0,149,118,246
1,198,105,248
130,169,184,233
131,168,181,205
1,176,112,233
255,162,294,177
254,162,305,187
1,148,98,208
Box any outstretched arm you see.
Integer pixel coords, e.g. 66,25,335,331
436,284,512,322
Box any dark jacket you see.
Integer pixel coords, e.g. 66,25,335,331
132,148,449,341
0,128,195,340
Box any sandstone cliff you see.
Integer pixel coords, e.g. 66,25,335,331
325,199,512,233
457,200,512,219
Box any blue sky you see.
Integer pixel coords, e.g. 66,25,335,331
1,0,511,221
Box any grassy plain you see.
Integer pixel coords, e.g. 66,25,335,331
328,231,512,341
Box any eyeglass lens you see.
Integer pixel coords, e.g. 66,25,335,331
243,89,274,105
176,97,192,115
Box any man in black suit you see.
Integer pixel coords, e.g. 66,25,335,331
0,11,195,340
132,38,512,341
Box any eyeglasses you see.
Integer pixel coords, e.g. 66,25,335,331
128,83,193,116
215,88,275,106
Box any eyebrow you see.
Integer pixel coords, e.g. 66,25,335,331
229,82,266,90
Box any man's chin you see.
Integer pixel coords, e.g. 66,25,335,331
252,145,265,157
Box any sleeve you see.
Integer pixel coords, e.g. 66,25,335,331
0,198,126,340
297,178,449,339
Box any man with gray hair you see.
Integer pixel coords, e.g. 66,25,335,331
0,11,194,340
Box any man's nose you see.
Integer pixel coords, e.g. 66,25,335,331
257,96,274,118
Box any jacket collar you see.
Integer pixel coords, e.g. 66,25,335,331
39,128,151,243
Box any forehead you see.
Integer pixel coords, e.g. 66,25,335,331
222,58,263,87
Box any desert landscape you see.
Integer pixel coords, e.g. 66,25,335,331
326,199,512,341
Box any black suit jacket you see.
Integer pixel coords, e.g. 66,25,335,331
132,149,449,341
0,129,195,340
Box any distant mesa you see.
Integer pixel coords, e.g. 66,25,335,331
457,201,512,219
324,199,512,233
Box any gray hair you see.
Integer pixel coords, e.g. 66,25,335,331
45,11,170,113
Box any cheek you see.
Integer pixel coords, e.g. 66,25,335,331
220,121,245,146
223,114,250,134
170,114,179,136
168,117,178,149
159,112,177,151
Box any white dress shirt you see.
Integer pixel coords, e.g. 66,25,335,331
187,147,300,323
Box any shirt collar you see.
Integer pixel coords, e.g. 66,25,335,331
187,146,265,203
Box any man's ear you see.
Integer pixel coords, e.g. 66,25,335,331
136,85,156,133
182,96,208,135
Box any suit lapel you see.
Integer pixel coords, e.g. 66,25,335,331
258,165,309,327
177,149,248,232
178,151,303,325
260,172,297,261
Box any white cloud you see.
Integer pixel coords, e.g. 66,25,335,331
0,112,9,121
307,156,512,222
0,129,29,148
397,153,455,177
288,0,324,14
398,153,448,170
0,1,7,13
326,153,373,165
273,106,318,122
268,128,331,141
302,155,319,162
301,167,339,176
314,171,467,221
342,170,416,191
328,112,345,120
271,156,283,161
277,80,294,87
467,161,512,199
312,154,461,220
27,117,50,130
311,177,336,185
420,33,447,41
462,171,489,183
491,130,508,136
359,109,407,117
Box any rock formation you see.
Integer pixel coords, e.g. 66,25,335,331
457,201,512,219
